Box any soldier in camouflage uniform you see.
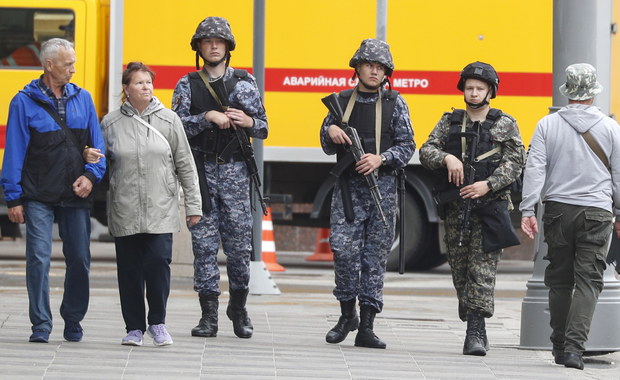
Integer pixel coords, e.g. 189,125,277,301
320,39,415,349
172,17,268,340
520,63,620,370
419,62,524,356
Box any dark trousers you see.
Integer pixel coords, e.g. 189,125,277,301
115,233,172,332
543,201,612,354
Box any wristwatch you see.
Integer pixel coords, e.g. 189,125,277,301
380,154,387,166
486,180,493,191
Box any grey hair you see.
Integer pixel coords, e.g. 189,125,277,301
40,38,74,67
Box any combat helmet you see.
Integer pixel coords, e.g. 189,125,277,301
457,61,499,99
191,16,236,52
349,39,394,77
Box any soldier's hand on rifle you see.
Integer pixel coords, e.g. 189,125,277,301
521,216,538,239
444,154,464,186
225,108,253,128
355,153,382,176
460,180,490,200
205,110,231,129
327,125,352,145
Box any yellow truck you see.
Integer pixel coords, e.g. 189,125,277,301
0,0,618,268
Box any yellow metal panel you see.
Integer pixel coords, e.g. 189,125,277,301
390,0,553,73
123,0,255,67
265,0,376,69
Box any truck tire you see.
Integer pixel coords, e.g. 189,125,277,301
386,189,446,271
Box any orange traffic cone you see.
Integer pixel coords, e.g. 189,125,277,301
262,208,285,272
306,228,334,261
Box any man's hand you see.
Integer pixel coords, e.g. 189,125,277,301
615,220,620,239
205,110,231,129
8,205,25,224
327,125,352,145
460,181,490,200
521,216,539,240
72,175,93,198
355,153,382,176
225,108,253,128
444,154,464,186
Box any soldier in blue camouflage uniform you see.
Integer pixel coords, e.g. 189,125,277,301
420,62,525,356
172,17,268,339
320,39,415,349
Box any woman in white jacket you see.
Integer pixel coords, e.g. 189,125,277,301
100,62,202,346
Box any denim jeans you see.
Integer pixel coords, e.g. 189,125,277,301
24,201,91,333
543,201,612,354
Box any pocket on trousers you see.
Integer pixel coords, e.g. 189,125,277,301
543,213,567,247
583,210,613,247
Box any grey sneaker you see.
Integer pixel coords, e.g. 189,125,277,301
121,330,143,346
147,324,173,346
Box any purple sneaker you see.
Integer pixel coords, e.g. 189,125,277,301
121,330,143,346
146,324,173,346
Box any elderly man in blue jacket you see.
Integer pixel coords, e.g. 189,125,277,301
1,38,106,344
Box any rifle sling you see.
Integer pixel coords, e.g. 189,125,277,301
582,131,611,171
460,112,502,162
197,70,225,110
341,86,382,156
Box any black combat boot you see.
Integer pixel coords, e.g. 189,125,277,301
191,294,218,337
354,305,386,349
226,288,253,338
480,317,490,351
463,311,486,356
325,299,359,344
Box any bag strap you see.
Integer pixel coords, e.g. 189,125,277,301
131,114,173,156
582,131,611,171
28,95,83,155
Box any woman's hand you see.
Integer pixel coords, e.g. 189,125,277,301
83,147,104,164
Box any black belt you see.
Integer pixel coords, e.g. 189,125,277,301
204,152,244,164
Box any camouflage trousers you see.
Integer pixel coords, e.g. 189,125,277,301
189,161,252,297
329,174,397,312
543,201,612,354
444,203,501,321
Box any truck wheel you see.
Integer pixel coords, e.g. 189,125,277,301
386,189,445,271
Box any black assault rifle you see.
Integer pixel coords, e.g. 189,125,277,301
457,129,480,247
209,78,269,216
321,93,388,227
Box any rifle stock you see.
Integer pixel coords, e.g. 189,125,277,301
321,93,388,226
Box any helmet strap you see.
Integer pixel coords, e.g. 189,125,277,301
464,88,491,109
465,98,488,109
205,54,227,67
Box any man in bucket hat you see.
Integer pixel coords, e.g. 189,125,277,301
520,63,620,370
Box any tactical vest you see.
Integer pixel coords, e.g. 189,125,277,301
188,69,248,156
444,108,502,182
335,89,398,170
